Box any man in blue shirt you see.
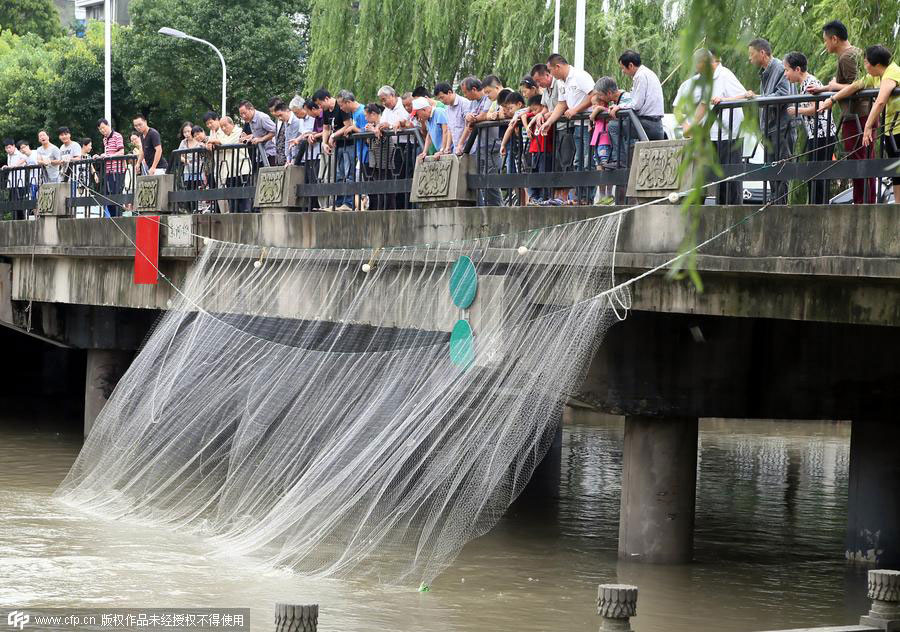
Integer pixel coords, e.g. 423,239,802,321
412,97,450,158
331,90,369,210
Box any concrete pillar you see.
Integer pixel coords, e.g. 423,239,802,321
618,415,698,564
524,422,563,500
846,419,900,567
84,349,132,438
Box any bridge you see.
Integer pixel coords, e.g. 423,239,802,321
0,189,897,571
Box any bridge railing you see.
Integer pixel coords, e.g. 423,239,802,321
463,110,648,205
168,143,264,213
66,155,138,218
708,88,899,204
0,164,47,220
0,91,897,219
466,89,898,206
295,127,423,210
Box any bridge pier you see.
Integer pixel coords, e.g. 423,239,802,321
524,423,563,500
618,415,698,564
84,349,132,438
846,419,900,568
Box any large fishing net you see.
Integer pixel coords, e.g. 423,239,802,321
54,211,631,586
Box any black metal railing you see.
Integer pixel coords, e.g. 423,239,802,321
464,110,649,205
707,88,899,204
168,143,265,213
0,164,47,219
295,128,423,210
66,155,138,217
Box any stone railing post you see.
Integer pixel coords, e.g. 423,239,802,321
597,584,638,632
860,569,900,630
274,603,318,632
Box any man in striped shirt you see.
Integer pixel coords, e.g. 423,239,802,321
98,118,126,216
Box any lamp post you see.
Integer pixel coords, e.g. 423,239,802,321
552,0,560,53
158,27,227,117
104,0,111,121
574,0,586,69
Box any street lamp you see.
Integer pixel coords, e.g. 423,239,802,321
158,27,227,117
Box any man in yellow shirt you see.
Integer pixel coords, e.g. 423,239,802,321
819,45,900,203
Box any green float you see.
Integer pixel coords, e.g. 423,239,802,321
449,319,475,368
449,255,477,309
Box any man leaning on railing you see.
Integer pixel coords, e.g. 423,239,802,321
2,139,29,219
211,116,252,213
610,50,667,151
686,49,747,205
540,53,596,205
807,20,875,204
713,38,794,204
98,118,126,216
783,51,836,205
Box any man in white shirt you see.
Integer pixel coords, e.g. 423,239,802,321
681,49,747,204
2,139,27,215
605,50,666,170
539,53,596,204
377,85,416,207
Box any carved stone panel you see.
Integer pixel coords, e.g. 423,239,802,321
409,154,475,206
416,160,453,199
256,169,285,205
134,174,174,213
626,139,693,199
36,182,68,216
135,179,159,211
254,166,305,209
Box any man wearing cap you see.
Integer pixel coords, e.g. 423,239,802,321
414,97,451,159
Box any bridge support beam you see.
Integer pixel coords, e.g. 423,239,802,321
84,349,132,438
846,419,900,567
618,415,698,564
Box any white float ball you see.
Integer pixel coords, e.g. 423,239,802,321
517,245,529,255
253,260,262,269
202,237,211,246
362,263,372,273
667,192,680,204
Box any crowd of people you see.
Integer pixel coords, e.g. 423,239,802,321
2,19,898,215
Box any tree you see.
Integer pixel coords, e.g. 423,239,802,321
0,0,64,41
304,0,899,105
119,0,309,144
0,23,141,155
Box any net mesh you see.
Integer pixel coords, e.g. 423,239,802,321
54,212,631,586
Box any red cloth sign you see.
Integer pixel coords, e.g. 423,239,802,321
134,216,160,285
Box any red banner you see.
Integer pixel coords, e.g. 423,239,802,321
134,216,160,285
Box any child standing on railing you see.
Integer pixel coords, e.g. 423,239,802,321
589,94,615,205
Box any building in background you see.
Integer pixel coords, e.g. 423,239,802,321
72,0,130,30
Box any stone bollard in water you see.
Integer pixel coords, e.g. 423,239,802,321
860,569,900,631
274,604,318,632
597,584,638,632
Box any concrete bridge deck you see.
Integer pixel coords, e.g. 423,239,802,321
0,203,897,330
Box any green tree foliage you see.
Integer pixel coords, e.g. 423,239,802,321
305,0,899,104
0,24,140,151
0,0,64,41
120,0,308,142
0,0,309,157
